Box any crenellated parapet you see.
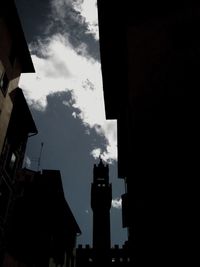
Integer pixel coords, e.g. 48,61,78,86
76,242,131,267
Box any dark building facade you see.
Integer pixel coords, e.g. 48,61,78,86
3,169,81,267
97,1,199,266
1,2,82,267
0,0,35,153
0,1,36,263
76,244,130,267
0,88,37,263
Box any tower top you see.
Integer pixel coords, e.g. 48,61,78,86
96,156,108,168
93,158,109,182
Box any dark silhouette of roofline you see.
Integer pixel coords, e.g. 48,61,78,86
1,0,35,73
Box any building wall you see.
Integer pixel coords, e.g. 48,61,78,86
0,16,22,263
97,1,200,266
4,169,81,267
121,12,199,263
0,18,22,155
76,244,131,267
0,2,36,264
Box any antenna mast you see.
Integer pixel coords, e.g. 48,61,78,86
37,142,44,171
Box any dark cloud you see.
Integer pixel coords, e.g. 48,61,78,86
15,0,100,61
15,0,51,42
48,0,100,61
25,91,125,245
82,79,95,91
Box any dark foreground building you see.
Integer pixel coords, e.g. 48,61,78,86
3,168,81,267
0,0,36,262
97,1,198,266
0,87,37,263
1,2,81,266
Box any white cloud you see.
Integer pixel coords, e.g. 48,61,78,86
19,2,117,163
74,0,99,39
51,0,99,39
90,119,118,162
21,34,102,113
72,111,77,118
90,148,101,159
112,198,122,209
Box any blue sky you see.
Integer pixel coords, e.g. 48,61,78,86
15,0,127,246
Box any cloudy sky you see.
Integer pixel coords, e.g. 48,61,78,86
15,0,127,246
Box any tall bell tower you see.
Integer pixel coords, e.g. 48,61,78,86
91,158,112,263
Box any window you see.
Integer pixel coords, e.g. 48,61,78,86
5,151,17,176
97,183,106,187
10,153,17,170
0,71,9,96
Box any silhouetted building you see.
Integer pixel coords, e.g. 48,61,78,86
91,158,112,265
76,243,130,267
76,245,94,267
3,168,81,267
109,244,131,267
77,160,130,267
0,1,36,263
97,1,199,266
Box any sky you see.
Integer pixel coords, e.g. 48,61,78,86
15,0,127,246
